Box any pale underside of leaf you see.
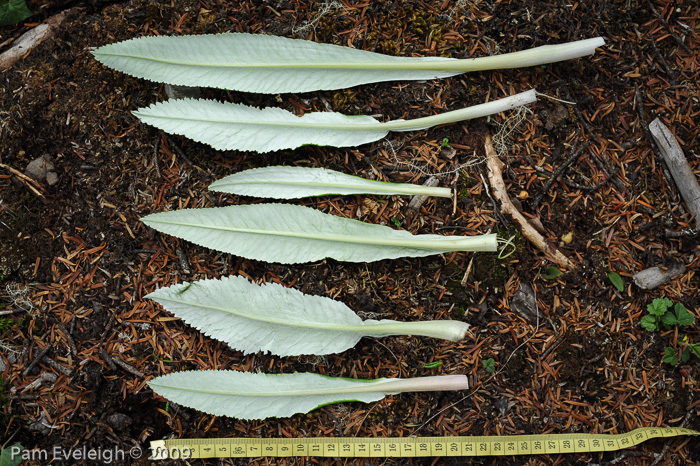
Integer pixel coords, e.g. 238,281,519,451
132,99,384,152
148,370,470,419
132,90,536,153
208,166,453,198
141,203,498,264
92,33,459,93
146,275,469,356
92,33,605,93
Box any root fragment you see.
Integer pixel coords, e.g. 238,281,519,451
484,134,575,271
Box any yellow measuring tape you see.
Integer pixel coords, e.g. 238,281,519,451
150,427,698,459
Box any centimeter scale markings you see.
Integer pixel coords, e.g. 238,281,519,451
150,427,698,460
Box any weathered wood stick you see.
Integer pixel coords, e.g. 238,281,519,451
649,118,700,228
633,264,686,290
484,134,575,270
0,8,79,71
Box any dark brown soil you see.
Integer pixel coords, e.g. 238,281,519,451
1,1,698,465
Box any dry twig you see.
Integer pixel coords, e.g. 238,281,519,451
484,134,575,270
0,163,46,199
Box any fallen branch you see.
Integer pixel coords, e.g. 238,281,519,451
649,118,700,229
0,8,79,71
484,134,575,270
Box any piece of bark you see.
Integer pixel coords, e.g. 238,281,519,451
0,8,78,71
633,264,686,290
510,282,540,323
484,134,576,270
408,176,440,212
649,118,700,228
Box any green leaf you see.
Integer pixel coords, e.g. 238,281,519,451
662,347,679,366
647,298,672,316
681,350,690,363
0,0,32,27
141,204,497,264
133,91,536,153
661,311,678,327
93,34,605,93
148,370,470,419
147,276,469,357
640,314,658,332
674,303,695,326
688,343,700,358
606,271,624,292
209,166,452,199
423,361,443,369
543,267,562,280
482,358,496,374
0,443,23,466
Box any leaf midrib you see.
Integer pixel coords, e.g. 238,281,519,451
150,379,394,397
133,110,387,131
94,52,465,71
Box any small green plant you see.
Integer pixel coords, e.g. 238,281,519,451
0,445,22,466
0,431,23,466
390,216,402,228
663,338,700,367
641,298,694,332
641,299,699,367
441,137,451,149
423,361,443,369
542,267,562,280
482,358,496,374
0,0,31,27
607,271,624,292
662,347,689,367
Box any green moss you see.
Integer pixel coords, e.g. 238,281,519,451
496,224,524,251
443,262,464,292
0,318,13,333
456,173,472,200
470,253,507,287
328,89,357,113
0,376,10,432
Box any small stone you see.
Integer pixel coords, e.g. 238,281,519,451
45,171,59,186
494,397,510,416
108,413,132,430
25,154,55,182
